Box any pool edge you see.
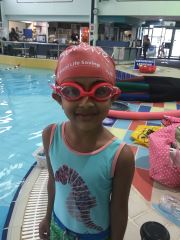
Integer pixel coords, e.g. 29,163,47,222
0,55,57,70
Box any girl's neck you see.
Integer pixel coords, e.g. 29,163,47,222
64,121,112,152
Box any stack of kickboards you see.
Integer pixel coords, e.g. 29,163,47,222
116,76,180,102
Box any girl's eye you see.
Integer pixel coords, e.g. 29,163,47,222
95,86,112,98
62,87,80,98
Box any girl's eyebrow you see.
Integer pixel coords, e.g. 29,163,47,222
73,79,106,87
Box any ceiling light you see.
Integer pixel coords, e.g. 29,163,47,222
21,21,32,24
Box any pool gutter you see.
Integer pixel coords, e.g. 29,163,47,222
6,166,48,240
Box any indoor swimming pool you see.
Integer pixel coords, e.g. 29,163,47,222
0,65,67,239
1,64,180,240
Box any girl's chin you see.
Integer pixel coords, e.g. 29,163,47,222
76,114,94,121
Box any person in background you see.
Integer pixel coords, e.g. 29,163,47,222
142,35,150,59
39,43,135,240
2,37,7,41
15,27,20,34
71,32,79,44
9,28,19,41
158,42,165,58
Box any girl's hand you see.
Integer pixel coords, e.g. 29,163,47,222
39,217,50,240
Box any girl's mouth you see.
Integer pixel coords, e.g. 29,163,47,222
75,112,98,120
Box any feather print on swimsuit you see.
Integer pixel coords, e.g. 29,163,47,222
55,164,103,231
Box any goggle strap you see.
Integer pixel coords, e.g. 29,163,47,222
112,87,121,96
50,84,61,95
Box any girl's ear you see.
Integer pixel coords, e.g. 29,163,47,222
111,87,121,102
52,93,62,105
111,94,119,103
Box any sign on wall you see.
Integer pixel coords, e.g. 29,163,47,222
17,0,73,3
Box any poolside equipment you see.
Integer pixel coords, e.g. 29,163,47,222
140,221,170,240
116,82,149,92
159,195,180,221
103,117,115,126
131,125,162,147
149,115,180,187
116,76,180,102
119,93,150,101
110,75,180,119
32,146,47,168
108,109,180,120
110,101,129,111
138,64,156,73
111,75,180,120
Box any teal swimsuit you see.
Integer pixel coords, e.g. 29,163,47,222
49,122,123,240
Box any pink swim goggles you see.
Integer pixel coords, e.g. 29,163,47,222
52,82,121,102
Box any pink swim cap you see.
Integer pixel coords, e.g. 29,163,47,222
55,43,116,85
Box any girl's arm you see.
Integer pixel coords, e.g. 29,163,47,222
110,144,135,240
39,125,55,239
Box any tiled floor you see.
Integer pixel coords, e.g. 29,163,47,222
124,186,180,240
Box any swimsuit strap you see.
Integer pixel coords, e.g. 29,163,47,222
49,123,57,150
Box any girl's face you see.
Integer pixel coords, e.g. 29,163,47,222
55,77,114,131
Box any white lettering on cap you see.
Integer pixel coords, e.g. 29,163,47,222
60,43,110,64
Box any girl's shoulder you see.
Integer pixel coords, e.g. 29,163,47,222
42,123,59,150
115,144,135,176
43,122,64,135
43,123,57,136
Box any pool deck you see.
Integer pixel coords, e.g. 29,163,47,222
116,64,180,79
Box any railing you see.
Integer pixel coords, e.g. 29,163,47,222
0,40,68,58
0,40,169,61
99,45,143,63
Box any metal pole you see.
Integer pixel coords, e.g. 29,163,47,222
90,0,95,46
93,0,98,46
1,1,9,40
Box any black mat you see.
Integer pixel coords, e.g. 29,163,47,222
155,59,180,69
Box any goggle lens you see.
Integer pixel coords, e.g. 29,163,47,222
61,86,80,100
95,86,113,99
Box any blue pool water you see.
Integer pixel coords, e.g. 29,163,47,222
0,65,67,239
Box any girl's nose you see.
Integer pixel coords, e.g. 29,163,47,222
78,96,95,107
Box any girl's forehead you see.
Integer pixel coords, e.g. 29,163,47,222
62,77,106,86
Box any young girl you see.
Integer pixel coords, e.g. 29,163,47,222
39,43,135,240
